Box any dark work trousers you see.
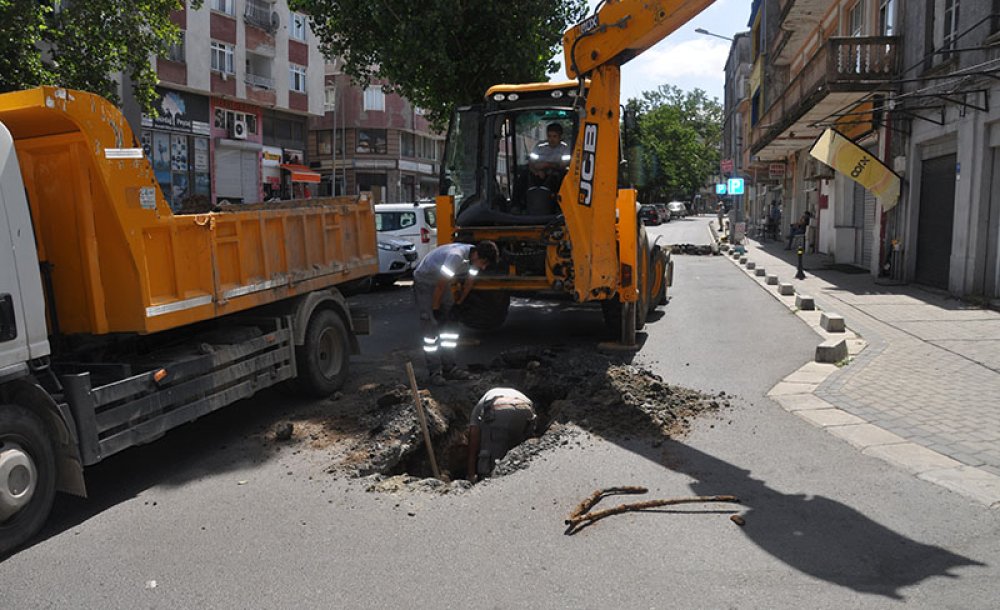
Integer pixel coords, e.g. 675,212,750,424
413,280,458,376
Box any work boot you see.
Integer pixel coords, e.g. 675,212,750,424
444,367,477,381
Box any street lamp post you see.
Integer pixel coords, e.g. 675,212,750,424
694,28,734,42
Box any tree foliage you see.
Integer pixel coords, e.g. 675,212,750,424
0,0,196,112
291,0,589,127
627,85,722,203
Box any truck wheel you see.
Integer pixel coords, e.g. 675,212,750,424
294,309,350,397
457,292,510,331
0,404,56,556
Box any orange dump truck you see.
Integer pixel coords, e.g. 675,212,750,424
0,87,377,553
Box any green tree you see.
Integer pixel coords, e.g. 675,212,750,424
0,0,198,112
291,0,589,127
628,85,722,203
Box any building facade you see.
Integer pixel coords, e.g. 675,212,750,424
135,0,324,209
307,63,444,204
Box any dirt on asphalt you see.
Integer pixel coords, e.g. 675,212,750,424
262,345,727,494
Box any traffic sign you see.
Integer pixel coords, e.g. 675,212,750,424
727,178,745,195
715,183,727,195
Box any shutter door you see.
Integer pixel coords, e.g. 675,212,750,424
862,188,877,268
241,150,260,204
215,146,242,199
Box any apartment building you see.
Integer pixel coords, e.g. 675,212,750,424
746,0,899,273
136,0,325,209
307,64,444,203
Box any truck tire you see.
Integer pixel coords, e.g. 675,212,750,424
0,404,56,556
294,309,350,397
457,292,510,331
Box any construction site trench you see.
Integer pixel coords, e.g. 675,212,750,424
266,345,730,494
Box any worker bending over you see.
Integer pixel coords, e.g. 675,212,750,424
467,388,537,482
413,240,499,385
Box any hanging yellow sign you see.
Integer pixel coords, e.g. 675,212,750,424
809,129,901,210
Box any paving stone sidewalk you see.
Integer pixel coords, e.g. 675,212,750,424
716,226,1000,505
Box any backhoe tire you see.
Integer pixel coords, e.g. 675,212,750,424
457,292,510,331
293,309,350,397
0,404,56,557
649,248,669,312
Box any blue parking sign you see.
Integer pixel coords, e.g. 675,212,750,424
715,183,727,195
727,178,745,195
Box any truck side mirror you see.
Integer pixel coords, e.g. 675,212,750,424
0,294,17,342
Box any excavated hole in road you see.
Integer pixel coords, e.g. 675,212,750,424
344,347,729,494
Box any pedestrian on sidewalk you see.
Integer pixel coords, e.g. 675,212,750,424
785,210,813,250
413,240,500,385
467,387,537,482
717,201,725,235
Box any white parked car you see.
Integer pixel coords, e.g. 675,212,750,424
374,201,438,261
377,237,418,286
667,201,687,219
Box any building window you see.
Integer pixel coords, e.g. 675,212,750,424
211,41,234,74
289,64,307,93
291,12,308,41
878,0,895,35
212,0,235,16
165,31,185,63
400,132,415,157
364,86,385,112
846,1,864,37
317,131,333,155
357,129,387,154
324,86,336,111
934,0,960,58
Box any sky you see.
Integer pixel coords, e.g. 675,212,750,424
550,0,752,104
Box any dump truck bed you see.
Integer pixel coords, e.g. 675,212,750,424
0,87,377,335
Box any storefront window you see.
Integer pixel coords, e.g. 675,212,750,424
357,129,387,154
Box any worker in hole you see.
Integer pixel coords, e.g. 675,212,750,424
413,240,500,385
467,387,537,482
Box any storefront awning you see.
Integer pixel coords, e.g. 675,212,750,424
809,129,901,211
280,163,321,183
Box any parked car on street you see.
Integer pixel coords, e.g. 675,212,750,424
375,201,438,261
639,204,661,226
654,203,672,223
667,201,687,219
376,237,419,286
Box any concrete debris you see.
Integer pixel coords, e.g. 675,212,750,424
274,422,294,442
669,243,718,256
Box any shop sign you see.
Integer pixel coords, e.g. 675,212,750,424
142,88,210,135
768,163,785,178
720,159,734,173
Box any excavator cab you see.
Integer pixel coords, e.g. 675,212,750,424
441,81,584,228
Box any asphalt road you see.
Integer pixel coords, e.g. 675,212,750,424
2,216,997,608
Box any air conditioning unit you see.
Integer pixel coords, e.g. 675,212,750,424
231,118,248,140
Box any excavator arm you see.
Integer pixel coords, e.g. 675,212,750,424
554,0,716,303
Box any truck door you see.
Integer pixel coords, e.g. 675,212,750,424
0,123,49,371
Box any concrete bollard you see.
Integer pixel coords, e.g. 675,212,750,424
778,282,794,295
816,338,848,363
746,261,756,270
820,312,846,332
755,268,766,277
795,294,816,310
765,274,779,285
739,256,748,264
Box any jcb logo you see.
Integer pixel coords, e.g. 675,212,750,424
851,156,870,178
578,123,598,207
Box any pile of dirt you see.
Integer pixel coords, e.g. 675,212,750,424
269,346,726,492
670,244,719,256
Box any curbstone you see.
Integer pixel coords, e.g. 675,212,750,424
795,294,815,310
815,338,848,363
755,268,766,277
765,274,778,285
820,312,846,332
778,282,795,295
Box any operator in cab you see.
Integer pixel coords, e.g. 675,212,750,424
528,122,571,191
413,240,500,385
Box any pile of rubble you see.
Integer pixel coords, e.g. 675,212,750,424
268,346,726,493
669,243,718,256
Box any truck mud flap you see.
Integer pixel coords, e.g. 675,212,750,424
62,326,295,465
351,307,371,335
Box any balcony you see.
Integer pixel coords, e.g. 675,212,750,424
751,36,899,161
245,72,275,90
772,0,828,65
244,0,276,32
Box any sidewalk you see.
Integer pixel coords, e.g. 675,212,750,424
714,223,1000,507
